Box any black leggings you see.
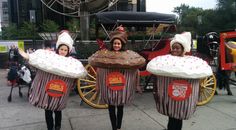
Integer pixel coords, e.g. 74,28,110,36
108,105,124,130
45,110,62,130
167,117,183,130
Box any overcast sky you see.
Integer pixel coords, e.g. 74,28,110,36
146,0,217,14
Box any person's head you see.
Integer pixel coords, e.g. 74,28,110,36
44,41,52,51
45,46,51,51
109,25,128,52
55,31,73,57
170,32,191,56
56,44,70,56
171,42,184,56
110,38,126,51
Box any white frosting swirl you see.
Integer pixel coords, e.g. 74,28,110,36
147,54,213,79
28,49,87,78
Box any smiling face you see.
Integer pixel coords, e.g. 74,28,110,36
58,44,69,57
171,42,184,56
112,39,122,51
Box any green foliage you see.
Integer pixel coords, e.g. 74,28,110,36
173,0,236,35
215,0,236,30
41,20,59,32
173,4,204,34
1,23,18,40
75,43,99,59
66,18,80,32
18,21,38,39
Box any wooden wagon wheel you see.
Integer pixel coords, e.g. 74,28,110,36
77,64,108,109
197,74,216,106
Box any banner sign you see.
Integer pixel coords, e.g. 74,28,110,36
0,41,24,53
168,80,192,101
46,79,67,97
106,72,125,91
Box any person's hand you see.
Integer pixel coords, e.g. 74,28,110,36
18,49,29,60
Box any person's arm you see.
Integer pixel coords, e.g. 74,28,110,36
18,49,29,60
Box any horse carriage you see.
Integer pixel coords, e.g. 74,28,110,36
218,30,236,94
76,11,217,108
196,30,236,101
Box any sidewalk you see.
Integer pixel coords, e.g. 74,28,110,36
0,69,236,130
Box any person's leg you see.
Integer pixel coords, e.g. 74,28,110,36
54,110,62,130
116,105,124,130
175,118,183,130
167,117,174,130
45,110,54,130
167,117,183,130
108,105,117,130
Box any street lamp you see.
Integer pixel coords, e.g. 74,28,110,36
29,10,36,49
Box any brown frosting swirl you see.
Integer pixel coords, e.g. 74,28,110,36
88,49,146,69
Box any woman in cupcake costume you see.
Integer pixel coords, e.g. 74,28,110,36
19,31,87,130
88,26,145,130
147,32,212,130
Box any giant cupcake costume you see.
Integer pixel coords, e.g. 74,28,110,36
88,26,145,106
147,32,212,119
19,32,87,111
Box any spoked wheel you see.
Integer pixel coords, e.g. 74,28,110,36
77,64,108,109
197,74,216,106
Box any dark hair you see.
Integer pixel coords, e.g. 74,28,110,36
44,40,51,48
56,44,70,57
110,38,127,51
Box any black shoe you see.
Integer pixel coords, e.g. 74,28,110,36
55,126,61,130
47,126,53,130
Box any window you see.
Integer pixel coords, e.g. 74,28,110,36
2,16,9,22
2,2,8,9
3,9,8,15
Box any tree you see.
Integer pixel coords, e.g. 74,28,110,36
40,20,59,32
173,4,204,35
66,18,80,32
173,0,236,35
1,23,18,40
18,21,38,39
215,0,236,30
173,4,190,24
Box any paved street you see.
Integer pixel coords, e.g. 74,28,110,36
0,69,236,130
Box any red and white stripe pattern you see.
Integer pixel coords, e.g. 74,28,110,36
154,76,199,120
29,70,75,111
97,68,139,106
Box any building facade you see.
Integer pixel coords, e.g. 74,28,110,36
6,0,146,28
0,0,9,30
8,0,42,26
